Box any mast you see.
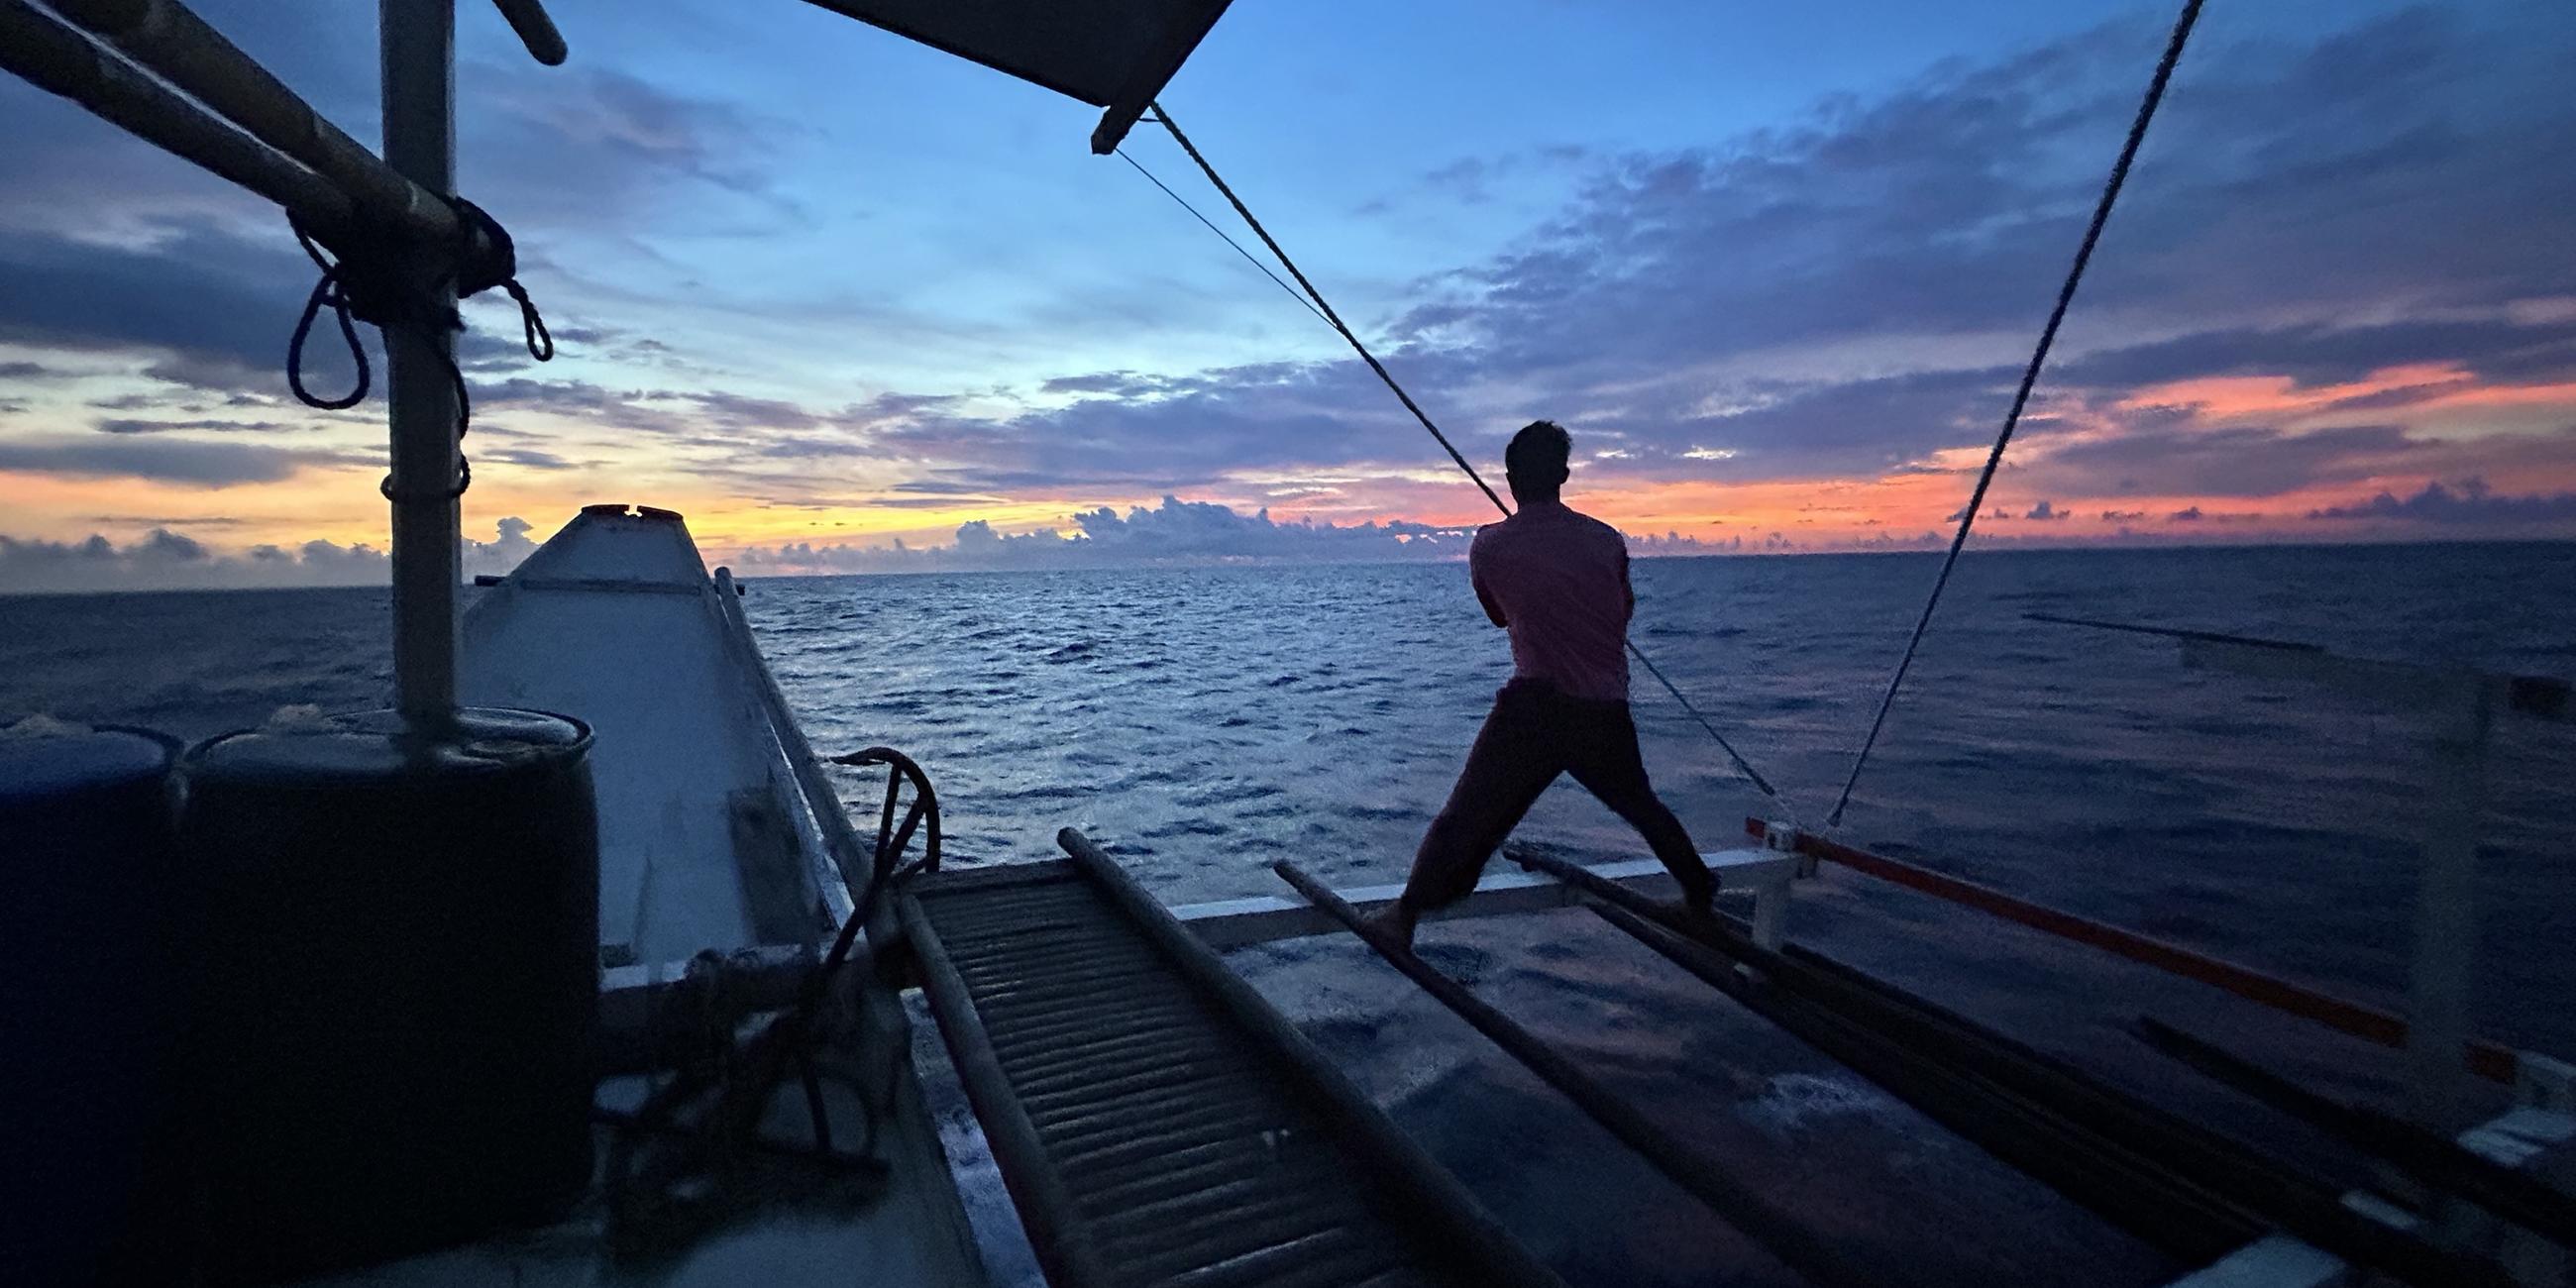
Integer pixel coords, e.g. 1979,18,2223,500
379,0,462,723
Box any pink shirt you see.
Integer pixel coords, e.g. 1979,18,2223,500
1468,499,1632,702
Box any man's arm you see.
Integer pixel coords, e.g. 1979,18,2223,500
1474,571,1509,628
1621,548,1636,619
1469,534,1508,627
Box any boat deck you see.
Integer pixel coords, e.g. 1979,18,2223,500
462,504,830,964
901,841,1563,1288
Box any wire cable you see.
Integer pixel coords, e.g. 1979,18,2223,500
1119,147,1330,328
1825,0,2206,828
1140,103,1784,804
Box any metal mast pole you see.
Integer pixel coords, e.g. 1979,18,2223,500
380,0,461,723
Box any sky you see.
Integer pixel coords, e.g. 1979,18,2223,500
3,0,2575,590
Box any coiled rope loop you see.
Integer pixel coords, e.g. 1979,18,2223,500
284,195,554,501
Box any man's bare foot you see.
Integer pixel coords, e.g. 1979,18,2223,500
1364,901,1419,952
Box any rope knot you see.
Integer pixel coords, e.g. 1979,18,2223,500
284,199,556,500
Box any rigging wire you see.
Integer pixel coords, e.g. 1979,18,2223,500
1118,148,1331,329
1825,0,2206,829
1139,103,1784,805
1145,104,1509,515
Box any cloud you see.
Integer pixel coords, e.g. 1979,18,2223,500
470,515,540,573
0,435,363,486
2054,317,2576,391
735,495,1482,574
0,526,351,592
479,447,579,471
9,4,2575,552
84,514,249,527
2168,506,2203,522
469,64,798,228
728,493,1810,576
0,221,324,392
769,5,2576,504
0,516,541,593
2028,422,2424,498
96,417,295,435
2308,478,2576,525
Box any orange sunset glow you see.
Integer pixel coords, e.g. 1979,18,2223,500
5,2,2574,590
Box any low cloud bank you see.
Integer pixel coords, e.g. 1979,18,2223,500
0,517,537,593
2308,478,2576,525
733,496,1483,575
731,496,1776,576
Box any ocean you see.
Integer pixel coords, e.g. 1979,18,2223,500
6,541,2571,1285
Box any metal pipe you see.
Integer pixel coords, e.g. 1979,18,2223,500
1745,819,2520,1084
49,0,459,243
0,0,353,230
1058,829,1567,1288
1271,858,1878,1288
380,0,462,723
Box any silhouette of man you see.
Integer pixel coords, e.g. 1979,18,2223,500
1373,420,1713,948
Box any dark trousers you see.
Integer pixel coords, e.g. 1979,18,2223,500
1401,680,1712,911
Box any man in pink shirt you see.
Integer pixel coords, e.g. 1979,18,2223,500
1374,421,1713,948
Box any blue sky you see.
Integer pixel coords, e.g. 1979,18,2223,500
4,0,2575,588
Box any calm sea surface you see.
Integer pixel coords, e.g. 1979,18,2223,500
6,541,2571,1286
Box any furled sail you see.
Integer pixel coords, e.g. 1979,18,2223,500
799,0,1234,152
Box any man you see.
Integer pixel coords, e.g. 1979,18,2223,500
1372,420,1714,948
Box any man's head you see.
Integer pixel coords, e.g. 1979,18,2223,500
1504,420,1571,505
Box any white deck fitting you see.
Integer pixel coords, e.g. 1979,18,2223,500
462,507,824,962
2164,1236,2351,1288
1172,849,1799,949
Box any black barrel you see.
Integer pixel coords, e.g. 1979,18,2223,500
178,707,598,1283
0,723,182,1288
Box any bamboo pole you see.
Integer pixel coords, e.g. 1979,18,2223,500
1059,830,1568,1288
2133,1018,2576,1245
0,0,353,231
1586,901,2264,1265
379,0,462,722
1520,848,2518,1288
1271,859,1878,1288
899,895,1120,1288
49,0,460,243
489,0,567,66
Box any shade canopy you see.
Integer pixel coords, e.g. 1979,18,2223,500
800,0,1234,152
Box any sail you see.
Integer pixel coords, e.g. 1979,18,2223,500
800,0,1234,152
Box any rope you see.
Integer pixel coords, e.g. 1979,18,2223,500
284,195,554,502
285,218,378,411
1142,103,1784,805
1826,0,2205,829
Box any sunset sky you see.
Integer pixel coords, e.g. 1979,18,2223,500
4,0,2574,590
